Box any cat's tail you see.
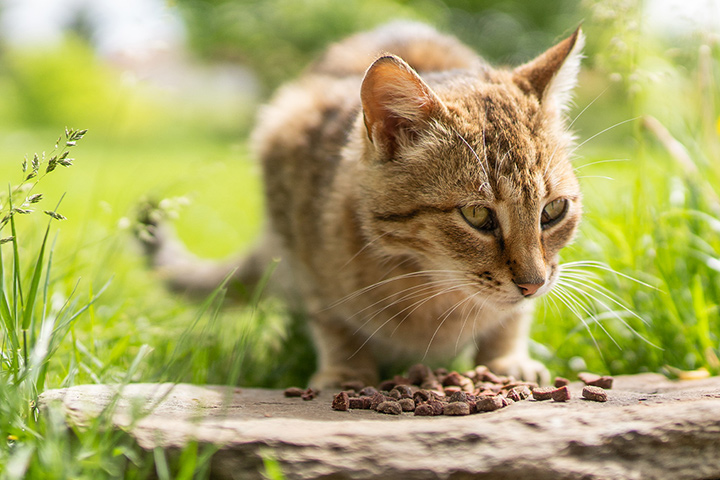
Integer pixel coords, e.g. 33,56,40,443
310,21,483,77
135,200,277,302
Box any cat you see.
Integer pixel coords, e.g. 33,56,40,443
140,21,585,389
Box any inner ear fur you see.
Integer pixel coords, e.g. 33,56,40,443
512,27,584,110
360,55,445,158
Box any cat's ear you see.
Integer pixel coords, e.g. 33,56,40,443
513,27,584,112
361,55,445,158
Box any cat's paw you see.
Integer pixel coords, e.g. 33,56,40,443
309,367,379,390
487,355,550,385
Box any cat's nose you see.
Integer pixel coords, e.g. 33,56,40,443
515,280,545,297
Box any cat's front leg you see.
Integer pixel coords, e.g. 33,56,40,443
308,317,379,389
475,306,550,385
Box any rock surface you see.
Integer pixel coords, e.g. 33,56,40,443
40,374,720,479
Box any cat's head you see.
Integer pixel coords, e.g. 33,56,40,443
357,28,584,305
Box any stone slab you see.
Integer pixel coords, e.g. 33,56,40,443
40,374,720,479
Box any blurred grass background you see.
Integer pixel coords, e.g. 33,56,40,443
1,0,719,477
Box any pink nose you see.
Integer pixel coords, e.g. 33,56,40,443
516,281,544,297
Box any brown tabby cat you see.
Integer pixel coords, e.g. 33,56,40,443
141,22,585,388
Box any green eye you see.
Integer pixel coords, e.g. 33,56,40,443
541,198,568,228
460,206,495,231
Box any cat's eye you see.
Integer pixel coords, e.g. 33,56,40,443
541,198,568,228
460,206,495,231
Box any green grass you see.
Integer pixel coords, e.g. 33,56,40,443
1,1,719,477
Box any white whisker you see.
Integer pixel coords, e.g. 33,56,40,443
454,128,489,182
570,117,640,154
574,158,628,172
550,284,609,360
348,282,477,360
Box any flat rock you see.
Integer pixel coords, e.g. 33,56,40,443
40,373,720,479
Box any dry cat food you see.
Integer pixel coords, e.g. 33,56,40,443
326,364,542,417
578,372,614,389
530,386,555,401
284,387,304,398
553,377,570,388
550,385,571,402
290,365,615,415
581,385,609,402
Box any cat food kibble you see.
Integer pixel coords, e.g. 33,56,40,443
399,398,416,412
377,401,402,415
348,397,370,409
284,387,304,397
531,386,555,401
413,403,436,416
578,372,614,389
370,392,389,410
582,385,608,402
475,395,505,412
332,391,350,411
551,385,571,402
553,377,570,388
301,388,319,401
285,363,614,416
443,401,471,416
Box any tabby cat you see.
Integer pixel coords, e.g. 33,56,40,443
142,22,585,388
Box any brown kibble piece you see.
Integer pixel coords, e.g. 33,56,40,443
332,391,349,411
506,386,531,402
577,372,600,384
407,363,434,385
284,387,304,398
377,401,402,415
443,386,462,396
413,389,432,404
582,385,608,402
531,386,555,401
444,401,470,416
370,392,388,410
301,388,319,401
348,397,369,409
448,391,468,403
590,376,613,389
378,379,396,391
476,395,505,412
391,385,413,398
398,398,416,412
420,379,444,392
551,385,571,402
480,370,504,384
414,404,435,416
427,400,445,415
442,371,465,387
554,376,570,388
359,386,379,397
578,372,614,389
387,388,402,400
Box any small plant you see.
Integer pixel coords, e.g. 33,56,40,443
0,128,115,476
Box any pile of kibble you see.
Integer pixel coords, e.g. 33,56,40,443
285,364,613,416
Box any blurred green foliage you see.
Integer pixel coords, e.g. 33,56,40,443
175,0,582,92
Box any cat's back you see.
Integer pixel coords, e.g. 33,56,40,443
253,22,481,258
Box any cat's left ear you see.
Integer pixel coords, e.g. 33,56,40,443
513,27,584,112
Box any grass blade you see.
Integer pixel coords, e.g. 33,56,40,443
22,222,50,331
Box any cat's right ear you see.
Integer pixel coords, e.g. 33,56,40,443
361,55,444,159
